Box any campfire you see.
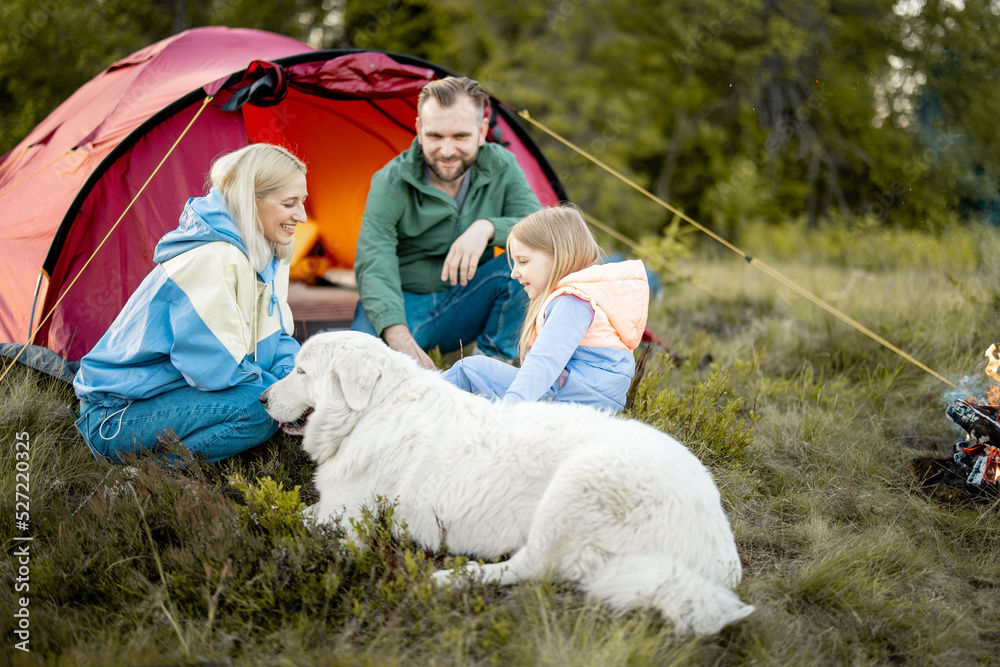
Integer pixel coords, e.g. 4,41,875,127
944,344,1000,489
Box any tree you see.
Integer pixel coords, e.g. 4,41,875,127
7,0,998,238
901,0,1000,225
0,0,332,156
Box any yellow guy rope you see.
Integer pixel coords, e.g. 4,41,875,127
0,148,75,198
582,210,723,300
0,97,215,385
517,109,957,389
0,144,33,176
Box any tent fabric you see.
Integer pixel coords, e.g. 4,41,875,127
0,27,565,366
0,27,313,351
210,53,437,100
0,344,80,384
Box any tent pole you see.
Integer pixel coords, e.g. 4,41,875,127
27,272,43,344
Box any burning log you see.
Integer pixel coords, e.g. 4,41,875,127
929,344,1000,494
946,400,1000,450
966,452,1000,487
946,399,1000,488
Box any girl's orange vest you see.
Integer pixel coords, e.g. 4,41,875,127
531,260,649,351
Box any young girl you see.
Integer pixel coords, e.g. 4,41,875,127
73,143,306,463
442,206,648,411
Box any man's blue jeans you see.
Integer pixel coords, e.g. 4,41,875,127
75,384,279,464
351,253,528,360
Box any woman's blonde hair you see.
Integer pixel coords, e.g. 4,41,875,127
508,205,601,359
209,143,307,272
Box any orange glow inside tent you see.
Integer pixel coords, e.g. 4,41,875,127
243,92,420,279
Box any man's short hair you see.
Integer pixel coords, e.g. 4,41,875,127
417,76,490,118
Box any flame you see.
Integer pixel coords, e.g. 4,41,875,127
955,345,1000,485
986,344,1000,380
982,344,1000,406
959,441,1000,485
987,447,1000,484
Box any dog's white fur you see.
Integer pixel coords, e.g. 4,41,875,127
260,331,754,635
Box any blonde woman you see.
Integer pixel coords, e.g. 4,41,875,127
73,143,306,462
443,206,649,411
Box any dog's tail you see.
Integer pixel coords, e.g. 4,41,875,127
581,554,754,635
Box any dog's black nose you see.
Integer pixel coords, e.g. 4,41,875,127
259,387,269,406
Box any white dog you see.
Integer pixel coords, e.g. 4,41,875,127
260,331,754,635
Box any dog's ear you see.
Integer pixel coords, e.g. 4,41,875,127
336,352,382,412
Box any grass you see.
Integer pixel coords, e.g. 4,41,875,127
3,220,1000,665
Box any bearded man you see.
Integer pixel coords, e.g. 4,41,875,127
351,76,542,368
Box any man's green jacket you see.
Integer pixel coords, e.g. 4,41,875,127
354,138,542,335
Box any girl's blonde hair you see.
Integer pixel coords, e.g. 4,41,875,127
209,143,307,272
508,205,601,359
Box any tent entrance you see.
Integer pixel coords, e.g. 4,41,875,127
241,89,423,339
242,89,420,276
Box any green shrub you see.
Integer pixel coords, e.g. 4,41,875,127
229,473,307,539
627,356,759,465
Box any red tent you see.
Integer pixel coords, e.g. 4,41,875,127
0,26,564,363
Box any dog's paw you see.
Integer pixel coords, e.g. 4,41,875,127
431,568,462,588
432,565,485,589
432,560,494,589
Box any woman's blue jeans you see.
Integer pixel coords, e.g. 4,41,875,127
351,253,528,360
75,384,279,464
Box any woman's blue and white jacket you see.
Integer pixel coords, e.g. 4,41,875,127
73,188,300,409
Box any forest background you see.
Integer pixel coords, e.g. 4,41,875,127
3,0,999,245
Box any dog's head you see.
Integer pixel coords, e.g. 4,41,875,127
260,331,418,462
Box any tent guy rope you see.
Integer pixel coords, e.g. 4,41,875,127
0,144,32,175
0,148,74,199
581,211,722,301
514,108,957,389
0,97,215,385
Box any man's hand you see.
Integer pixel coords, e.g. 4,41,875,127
441,218,495,287
382,324,436,369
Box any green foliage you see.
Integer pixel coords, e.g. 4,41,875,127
736,216,993,271
628,361,759,465
0,0,143,153
427,344,446,369
334,0,1000,237
634,212,697,270
6,0,999,237
335,498,459,640
229,474,307,539
0,0,332,154
343,0,484,69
